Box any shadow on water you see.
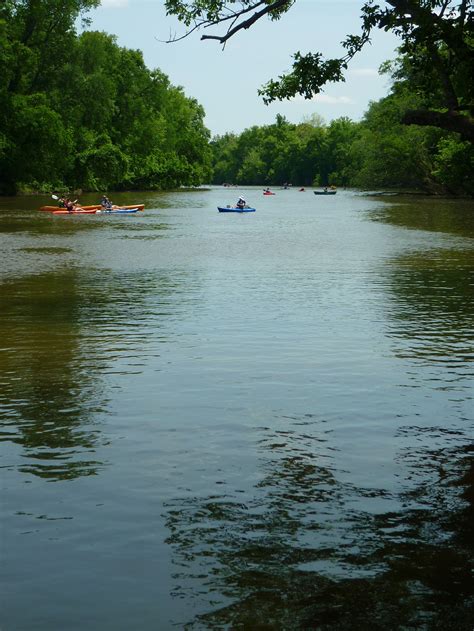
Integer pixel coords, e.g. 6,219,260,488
163,413,473,630
0,266,185,481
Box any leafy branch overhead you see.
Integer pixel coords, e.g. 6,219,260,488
164,0,474,141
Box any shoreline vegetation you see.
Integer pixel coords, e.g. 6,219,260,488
12,187,474,201
2,2,472,198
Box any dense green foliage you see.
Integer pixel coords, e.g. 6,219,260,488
210,114,359,188
210,60,474,195
2,1,472,196
0,0,212,194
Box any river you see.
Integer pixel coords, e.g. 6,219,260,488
1,188,473,630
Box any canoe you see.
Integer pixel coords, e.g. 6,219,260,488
314,190,337,195
40,205,101,212
52,209,98,215
218,206,256,213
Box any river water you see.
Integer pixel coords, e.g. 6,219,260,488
1,188,473,630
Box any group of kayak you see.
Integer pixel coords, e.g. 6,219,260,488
219,185,337,212
39,194,144,214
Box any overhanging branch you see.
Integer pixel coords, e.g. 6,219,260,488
200,0,293,44
403,109,474,142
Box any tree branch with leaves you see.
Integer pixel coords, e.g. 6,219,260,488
165,0,474,141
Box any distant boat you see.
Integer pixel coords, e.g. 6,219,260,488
314,190,337,195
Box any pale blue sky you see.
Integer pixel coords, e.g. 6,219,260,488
83,0,400,137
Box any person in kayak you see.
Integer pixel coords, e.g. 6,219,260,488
100,195,113,209
64,197,79,212
236,196,246,209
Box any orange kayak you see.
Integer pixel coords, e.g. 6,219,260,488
52,208,98,215
40,203,144,212
40,205,101,212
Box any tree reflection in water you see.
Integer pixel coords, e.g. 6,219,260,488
383,248,474,369
0,267,173,481
1,270,105,480
365,196,474,238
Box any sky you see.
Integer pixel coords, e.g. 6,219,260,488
82,0,401,137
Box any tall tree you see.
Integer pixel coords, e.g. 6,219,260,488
1,0,212,193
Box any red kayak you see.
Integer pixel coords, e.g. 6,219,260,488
52,208,98,215
40,205,101,212
263,191,275,196
40,203,144,213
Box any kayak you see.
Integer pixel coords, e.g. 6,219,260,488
105,204,144,211
263,192,275,195
40,205,101,212
40,203,145,212
314,190,337,195
97,208,140,214
218,206,256,213
52,209,98,215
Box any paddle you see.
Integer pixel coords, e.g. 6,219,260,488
52,194,78,203
52,194,79,213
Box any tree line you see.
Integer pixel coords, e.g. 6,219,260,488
0,0,212,195
1,0,472,196
209,61,473,196
169,0,473,196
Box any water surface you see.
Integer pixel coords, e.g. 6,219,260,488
1,188,473,629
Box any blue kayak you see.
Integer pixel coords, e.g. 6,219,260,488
98,208,139,214
218,206,256,213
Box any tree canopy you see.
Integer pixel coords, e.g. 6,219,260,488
165,0,474,141
0,0,212,194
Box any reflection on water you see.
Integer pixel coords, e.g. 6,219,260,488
1,190,473,630
0,270,107,480
383,248,474,391
0,265,193,481
366,195,474,237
